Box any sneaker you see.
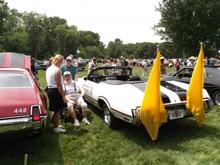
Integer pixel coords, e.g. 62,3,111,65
50,123,64,128
73,119,80,127
53,127,66,133
82,118,91,125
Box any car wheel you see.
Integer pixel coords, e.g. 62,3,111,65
212,90,220,106
103,104,117,128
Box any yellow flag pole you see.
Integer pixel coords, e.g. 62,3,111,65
140,46,167,140
186,43,205,126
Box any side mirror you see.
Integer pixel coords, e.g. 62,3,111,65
84,76,88,80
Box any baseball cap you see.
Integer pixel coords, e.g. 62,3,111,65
66,56,72,61
63,71,71,76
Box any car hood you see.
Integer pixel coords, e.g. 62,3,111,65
0,87,38,118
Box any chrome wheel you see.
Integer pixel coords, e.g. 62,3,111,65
213,90,220,106
102,104,117,128
104,107,111,126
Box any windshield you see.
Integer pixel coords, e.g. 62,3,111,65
0,71,32,87
90,67,131,77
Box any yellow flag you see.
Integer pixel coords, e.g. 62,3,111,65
140,49,167,141
186,46,205,126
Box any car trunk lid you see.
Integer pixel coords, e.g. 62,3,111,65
0,88,38,118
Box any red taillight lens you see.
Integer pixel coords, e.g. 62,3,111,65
32,106,41,121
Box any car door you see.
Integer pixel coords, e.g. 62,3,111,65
82,79,99,100
82,70,105,101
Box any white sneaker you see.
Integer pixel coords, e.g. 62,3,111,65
73,119,80,127
53,127,66,133
82,118,91,125
50,123,64,128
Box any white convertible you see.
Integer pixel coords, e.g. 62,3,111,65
78,66,213,128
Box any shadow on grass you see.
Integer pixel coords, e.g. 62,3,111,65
119,118,219,150
63,125,89,137
0,113,91,165
0,125,65,165
89,103,220,151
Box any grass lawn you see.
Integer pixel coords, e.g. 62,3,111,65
0,66,219,165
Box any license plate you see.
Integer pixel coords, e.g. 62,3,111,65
168,109,184,120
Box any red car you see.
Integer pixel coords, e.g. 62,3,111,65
0,52,47,136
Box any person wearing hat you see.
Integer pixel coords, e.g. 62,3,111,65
187,57,195,66
63,71,91,126
61,56,78,80
88,57,97,74
160,56,167,74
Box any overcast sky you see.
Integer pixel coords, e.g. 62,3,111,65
5,0,162,45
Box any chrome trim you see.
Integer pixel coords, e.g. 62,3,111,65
0,115,46,126
0,115,47,134
31,105,42,115
0,115,30,120
0,117,30,125
133,98,213,123
131,107,141,125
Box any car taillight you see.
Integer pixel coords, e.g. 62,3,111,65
32,106,41,121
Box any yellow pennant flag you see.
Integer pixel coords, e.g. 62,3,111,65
140,49,167,141
186,46,205,126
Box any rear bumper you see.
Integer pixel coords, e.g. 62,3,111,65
0,115,47,134
132,99,213,123
164,99,213,120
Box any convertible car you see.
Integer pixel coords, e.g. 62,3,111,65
163,66,220,106
78,66,213,128
0,52,47,136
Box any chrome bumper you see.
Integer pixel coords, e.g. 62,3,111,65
132,98,213,123
0,115,47,134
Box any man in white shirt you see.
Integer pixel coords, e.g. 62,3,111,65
88,57,97,74
63,71,91,126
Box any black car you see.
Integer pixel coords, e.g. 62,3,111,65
163,66,220,105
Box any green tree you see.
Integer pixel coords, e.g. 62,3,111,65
54,24,79,56
155,0,220,57
22,12,45,59
78,31,100,47
3,31,29,53
78,30,104,58
106,39,124,58
0,1,28,52
0,0,9,36
41,16,67,57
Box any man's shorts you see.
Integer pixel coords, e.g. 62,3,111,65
67,96,87,109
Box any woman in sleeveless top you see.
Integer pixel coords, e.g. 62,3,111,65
46,54,67,133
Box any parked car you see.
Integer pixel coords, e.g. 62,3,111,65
163,66,220,106
0,52,47,136
78,66,213,128
76,62,85,71
35,60,47,70
75,58,86,71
